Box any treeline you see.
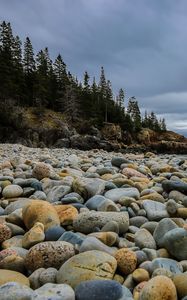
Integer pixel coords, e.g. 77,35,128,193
0,21,166,133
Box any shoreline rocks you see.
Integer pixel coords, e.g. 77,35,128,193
0,144,187,299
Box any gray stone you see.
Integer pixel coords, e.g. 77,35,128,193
58,231,85,245
105,188,140,202
130,216,148,227
152,258,182,274
33,283,75,300
2,185,23,199
134,229,156,249
73,177,106,199
164,228,187,260
142,200,169,221
162,179,187,194
153,218,178,247
75,279,132,300
73,211,129,234
0,282,33,300
111,157,130,168
79,236,116,256
47,185,71,203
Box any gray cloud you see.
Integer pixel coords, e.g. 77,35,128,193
1,0,187,135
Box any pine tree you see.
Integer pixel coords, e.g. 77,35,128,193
12,35,24,101
83,71,90,91
0,21,14,99
64,84,80,122
127,97,141,132
23,37,35,105
161,118,167,131
118,88,125,108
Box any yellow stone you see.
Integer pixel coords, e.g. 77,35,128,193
0,269,30,286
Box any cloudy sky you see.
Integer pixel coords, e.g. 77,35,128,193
1,0,187,136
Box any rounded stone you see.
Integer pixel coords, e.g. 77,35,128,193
0,269,30,286
45,225,65,241
54,205,78,225
114,248,137,275
34,283,75,300
0,223,12,243
29,268,45,289
163,228,187,260
0,253,25,273
56,250,117,289
2,185,23,199
75,280,123,300
39,267,58,285
0,282,33,300
32,162,51,180
173,273,187,298
22,222,45,249
22,200,60,230
134,229,156,249
104,188,140,202
73,211,129,234
139,275,177,300
25,241,75,272
132,268,150,283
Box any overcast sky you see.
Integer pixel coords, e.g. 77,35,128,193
1,0,187,136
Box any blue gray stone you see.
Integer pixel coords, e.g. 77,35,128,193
104,188,140,202
152,258,182,275
153,218,178,247
163,228,187,260
45,225,65,241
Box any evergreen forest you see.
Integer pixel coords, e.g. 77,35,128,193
0,21,166,134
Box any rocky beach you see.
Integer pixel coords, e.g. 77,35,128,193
0,144,187,299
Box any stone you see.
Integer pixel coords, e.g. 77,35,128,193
73,211,129,234
122,167,147,178
130,216,148,227
32,162,51,180
79,236,116,256
173,273,187,298
75,280,126,300
54,205,78,225
105,188,140,202
47,185,71,203
72,177,105,199
29,268,45,289
6,222,25,235
152,258,182,274
0,223,12,243
58,231,85,246
0,252,25,273
22,222,45,249
25,241,75,271
2,235,23,249
101,221,119,234
139,275,177,300
142,200,169,221
45,225,65,241
134,229,156,249
132,268,150,283
0,282,33,300
111,156,130,167
22,200,60,230
115,248,137,275
89,231,118,246
0,269,30,286
39,267,58,285
2,185,23,199
163,228,187,260
34,283,75,300
162,179,187,194
153,218,178,248
56,250,117,288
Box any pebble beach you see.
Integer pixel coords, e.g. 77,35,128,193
0,144,187,299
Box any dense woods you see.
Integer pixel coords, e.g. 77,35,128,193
0,21,166,133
